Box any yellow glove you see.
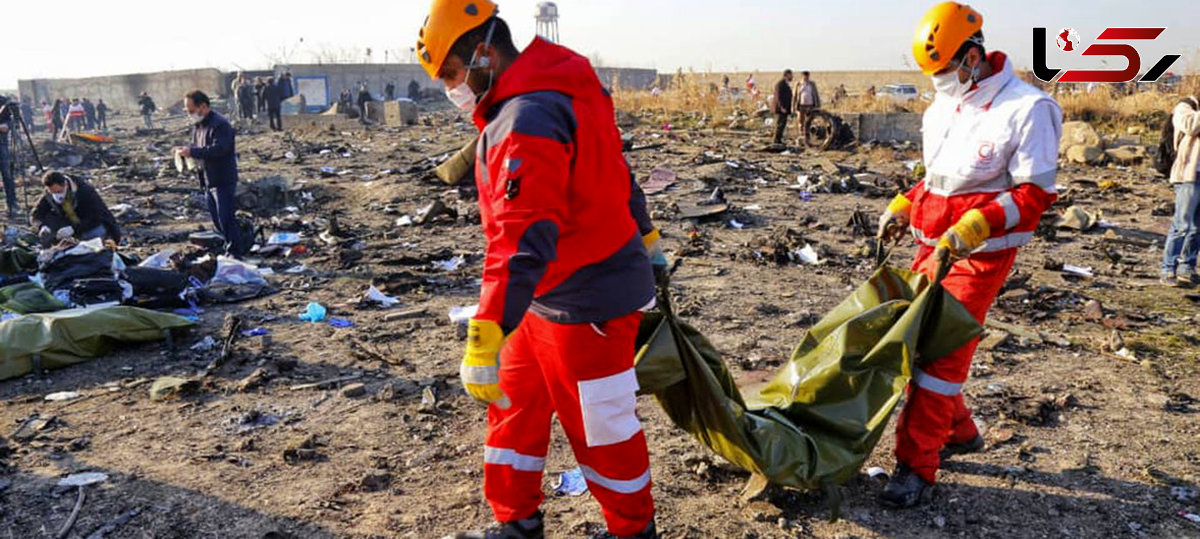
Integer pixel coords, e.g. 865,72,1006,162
937,209,991,258
460,319,510,409
878,194,912,241
643,229,668,282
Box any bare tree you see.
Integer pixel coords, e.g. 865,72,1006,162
307,43,364,65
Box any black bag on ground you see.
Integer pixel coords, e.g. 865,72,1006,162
41,250,114,292
235,213,263,255
69,278,124,306
123,267,188,308
187,215,262,255
1155,97,1199,177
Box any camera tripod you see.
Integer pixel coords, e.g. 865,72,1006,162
2,100,46,226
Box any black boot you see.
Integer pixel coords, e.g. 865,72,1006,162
880,464,933,508
456,511,544,539
940,434,985,463
591,519,658,539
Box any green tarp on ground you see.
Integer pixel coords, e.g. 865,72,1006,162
0,246,37,276
0,306,195,381
634,264,981,490
0,282,67,314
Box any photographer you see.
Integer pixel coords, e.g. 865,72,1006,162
0,96,17,220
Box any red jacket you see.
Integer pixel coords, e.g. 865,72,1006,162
472,37,654,334
906,52,1061,253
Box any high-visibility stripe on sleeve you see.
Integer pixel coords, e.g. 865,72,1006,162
483,446,546,472
910,226,1034,253
1012,169,1058,195
992,192,1021,230
580,465,651,494
912,367,963,396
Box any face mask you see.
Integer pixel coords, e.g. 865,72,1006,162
51,192,66,204
443,20,498,114
931,59,979,99
445,82,477,112
189,112,205,124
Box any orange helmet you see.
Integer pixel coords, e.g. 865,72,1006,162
912,2,984,75
417,0,498,80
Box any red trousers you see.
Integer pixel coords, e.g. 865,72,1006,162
894,246,1018,483
483,311,654,537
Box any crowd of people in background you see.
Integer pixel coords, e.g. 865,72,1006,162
29,96,112,136
8,72,427,143
231,72,295,131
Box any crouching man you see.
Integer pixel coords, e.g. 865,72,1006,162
32,171,121,248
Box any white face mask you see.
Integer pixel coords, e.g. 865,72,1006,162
51,192,66,204
189,112,205,124
443,20,497,115
931,59,979,99
445,81,478,112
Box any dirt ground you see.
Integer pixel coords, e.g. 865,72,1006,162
1,104,1198,539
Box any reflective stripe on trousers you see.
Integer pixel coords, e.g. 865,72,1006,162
912,367,963,397
581,465,652,494
484,446,546,472
483,311,653,537
895,246,1018,484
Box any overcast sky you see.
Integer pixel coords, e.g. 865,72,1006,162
5,0,1199,90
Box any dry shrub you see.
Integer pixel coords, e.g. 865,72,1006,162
1056,87,1176,124
612,70,1195,132
611,70,928,127
826,95,926,114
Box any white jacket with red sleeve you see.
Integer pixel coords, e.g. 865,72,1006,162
907,52,1062,253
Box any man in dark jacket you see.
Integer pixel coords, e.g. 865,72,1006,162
0,97,17,219
137,92,157,128
32,171,121,246
96,99,109,131
264,77,284,131
279,72,295,100
772,69,794,145
254,78,266,115
355,84,373,124
408,79,421,100
236,79,255,121
82,98,97,130
417,3,664,537
175,90,242,256
20,97,35,132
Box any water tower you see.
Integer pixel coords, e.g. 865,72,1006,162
535,2,559,43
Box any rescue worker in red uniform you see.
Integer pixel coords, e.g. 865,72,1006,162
417,1,665,537
877,2,1062,507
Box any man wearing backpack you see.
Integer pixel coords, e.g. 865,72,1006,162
1159,96,1200,285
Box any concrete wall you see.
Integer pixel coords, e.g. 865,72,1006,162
841,112,923,144
282,64,438,110
15,63,662,116
18,69,225,112
285,64,661,108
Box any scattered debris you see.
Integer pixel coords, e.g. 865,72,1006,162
553,467,589,497
150,377,199,401
365,286,401,308
44,391,83,402
57,472,108,488
341,383,367,398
